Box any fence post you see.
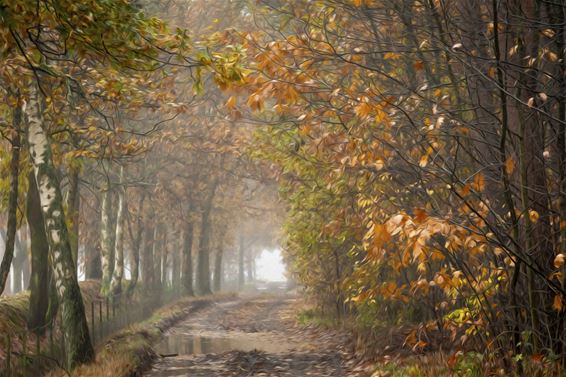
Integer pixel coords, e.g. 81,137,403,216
6,333,11,377
99,300,103,341
22,331,27,377
59,308,65,365
49,323,54,358
90,301,95,345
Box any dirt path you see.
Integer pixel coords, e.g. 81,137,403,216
144,294,372,376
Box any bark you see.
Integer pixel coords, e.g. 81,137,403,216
100,187,114,294
142,206,155,291
11,236,24,293
513,0,554,351
65,164,80,272
196,209,211,295
110,168,125,298
181,216,194,296
25,83,94,368
246,249,254,282
0,100,21,295
27,171,50,333
160,229,168,289
127,193,145,296
213,237,224,292
171,234,180,290
84,244,102,280
153,223,164,291
238,234,245,291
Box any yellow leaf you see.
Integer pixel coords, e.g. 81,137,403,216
473,173,486,192
383,52,400,60
354,102,372,118
226,95,237,110
419,154,428,167
553,295,563,312
504,158,515,175
554,254,565,269
529,210,540,223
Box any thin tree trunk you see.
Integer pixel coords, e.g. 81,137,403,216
238,234,245,291
153,223,164,291
84,244,102,280
11,235,24,293
110,168,125,298
181,216,194,296
100,187,114,294
27,171,50,333
246,249,254,282
25,82,94,368
171,233,180,290
142,206,155,292
196,180,218,296
65,165,80,272
161,230,168,289
127,193,145,296
0,100,21,295
213,238,223,292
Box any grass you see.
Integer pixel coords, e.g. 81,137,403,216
296,307,338,328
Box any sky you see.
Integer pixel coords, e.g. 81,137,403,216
255,248,287,282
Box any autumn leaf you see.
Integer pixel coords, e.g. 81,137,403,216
554,254,565,269
553,295,563,312
472,173,485,192
504,158,514,175
226,95,237,110
528,210,540,223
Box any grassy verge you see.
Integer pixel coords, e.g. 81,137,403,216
52,293,236,377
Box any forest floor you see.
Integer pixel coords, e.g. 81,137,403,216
144,293,374,377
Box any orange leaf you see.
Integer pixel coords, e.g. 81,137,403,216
554,254,565,269
226,95,237,110
414,208,428,223
504,158,515,175
473,173,486,192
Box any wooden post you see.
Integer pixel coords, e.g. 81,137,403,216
90,301,95,345
6,333,12,377
99,300,103,340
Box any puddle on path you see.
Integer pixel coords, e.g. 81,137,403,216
154,331,294,356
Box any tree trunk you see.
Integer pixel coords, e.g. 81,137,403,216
238,235,245,291
171,233,180,290
196,209,212,295
127,193,145,296
142,206,155,292
12,231,28,293
246,248,254,282
196,181,218,296
153,223,164,291
100,187,114,294
161,229,168,289
27,171,50,333
65,165,80,272
84,244,102,280
0,100,21,295
110,168,125,298
213,238,223,292
181,217,194,296
25,82,94,368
